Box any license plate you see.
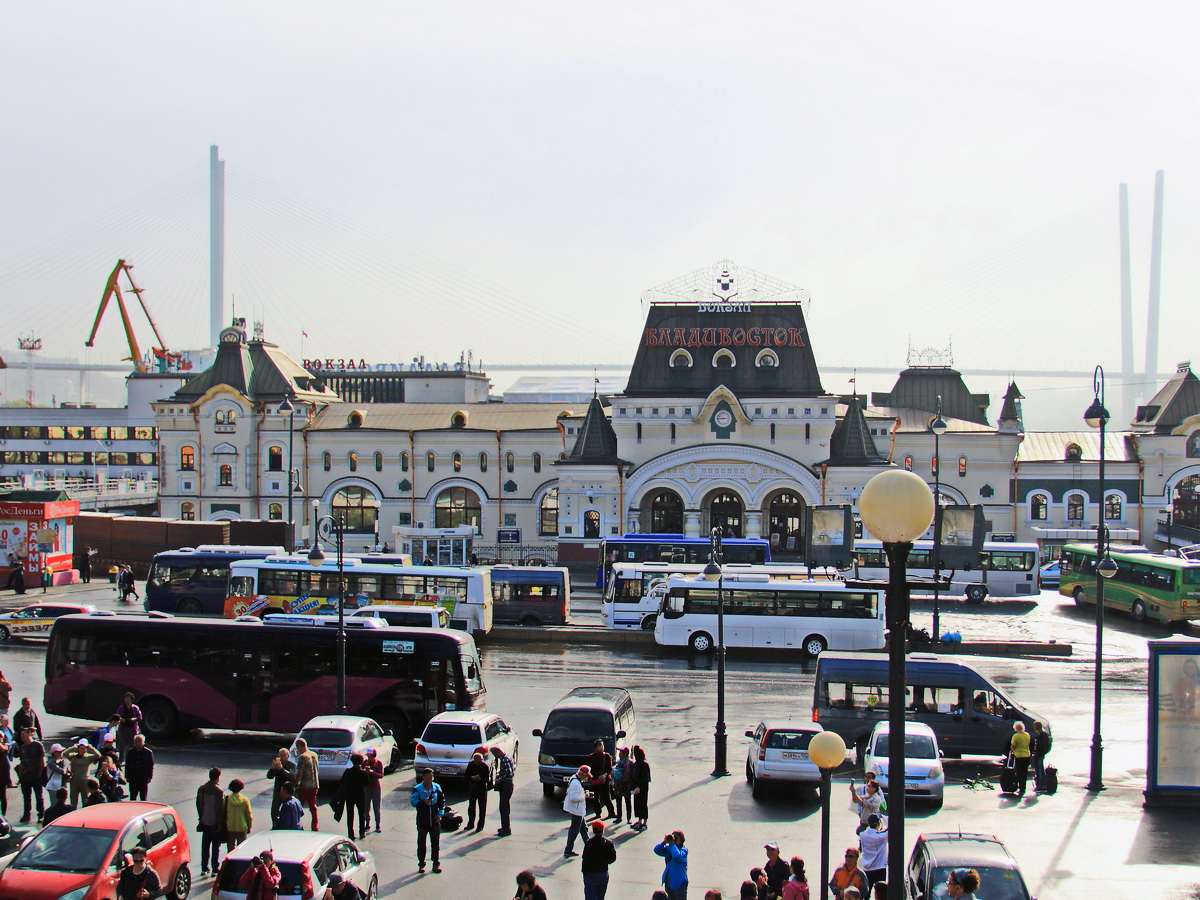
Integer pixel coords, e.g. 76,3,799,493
782,752,809,761
904,782,921,791
318,752,335,761
435,765,457,774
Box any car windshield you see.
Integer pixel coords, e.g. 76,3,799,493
10,825,117,873
218,859,308,895
542,710,613,741
874,734,937,758
929,865,1029,900
421,723,482,745
298,728,354,749
766,731,814,750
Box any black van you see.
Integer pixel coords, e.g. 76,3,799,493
532,687,637,796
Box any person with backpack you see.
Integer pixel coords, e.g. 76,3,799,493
611,746,633,824
410,767,445,874
1031,721,1052,793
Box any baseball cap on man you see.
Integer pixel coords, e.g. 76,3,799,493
328,872,344,885
764,842,780,852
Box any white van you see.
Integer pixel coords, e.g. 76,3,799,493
352,604,451,629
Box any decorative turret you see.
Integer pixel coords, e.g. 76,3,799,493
998,381,1025,434
825,395,887,466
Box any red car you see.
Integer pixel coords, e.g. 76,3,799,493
0,801,191,900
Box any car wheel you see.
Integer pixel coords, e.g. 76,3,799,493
802,634,827,657
689,631,713,652
385,747,401,775
1132,599,1148,622
367,875,379,900
745,760,754,783
176,598,204,615
0,626,10,642
168,863,191,900
751,774,764,799
140,697,180,740
543,782,556,798
640,615,657,631
965,584,988,603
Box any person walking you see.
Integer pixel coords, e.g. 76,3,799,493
780,857,808,900
114,692,143,764
364,747,384,833
13,697,43,741
65,739,98,807
653,830,689,900
238,850,282,900
0,669,11,713
116,846,161,900
43,787,74,825
196,767,225,877
582,819,618,900
124,735,154,801
829,848,868,899
585,739,616,820
858,815,887,887
266,747,296,829
763,843,789,898
1031,721,1051,793
513,869,548,900
340,753,370,841
293,738,320,831
277,784,305,830
631,745,651,831
79,548,92,584
945,868,980,899
16,727,45,823
410,767,445,874
563,764,592,858
492,745,515,837
0,716,13,817
225,778,253,850
611,745,633,824
464,751,490,832
1010,722,1032,797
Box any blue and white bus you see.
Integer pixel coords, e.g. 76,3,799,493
488,565,571,626
145,545,285,615
596,533,771,589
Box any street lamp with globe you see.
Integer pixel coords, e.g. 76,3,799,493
809,730,847,899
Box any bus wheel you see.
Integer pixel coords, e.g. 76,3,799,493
167,863,191,900
371,708,409,750
640,615,657,631
1073,587,1088,606
520,614,542,627
141,698,180,740
965,584,988,603
176,598,203,615
803,634,827,657
1132,599,1148,621
689,631,714,653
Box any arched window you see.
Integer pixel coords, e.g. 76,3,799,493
227,409,237,424
1105,493,1122,520
401,452,409,472
180,501,195,521
479,452,488,473
333,485,380,533
584,509,601,538
755,349,779,368
453,452,462,473
670,424,677,445
636,423,643,443
505,452,515,473
713,349,736,368
180,446,195,471
215,410,226,424
268,502,282,520
219,464,233,486
903,456,913,472
322,452,331,472
1066,494,1085,521
710,492,744,537
648,490,683,533
348,451,358,473
427,452,436,472
958,456,967,477
1065,443,1082,462
267,446,283,471
540,489,559,535
374,452,383,472
435,486,481,529
532,453,541,473
1030,493,1048,521
670,349,693,368
769,423,775,444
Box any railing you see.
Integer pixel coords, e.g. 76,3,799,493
1,478,159,508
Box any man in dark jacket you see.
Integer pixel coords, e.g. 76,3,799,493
42,787,74,825
582,820,618,900
266,747,297,829
12,697,42,741
124,735,154,801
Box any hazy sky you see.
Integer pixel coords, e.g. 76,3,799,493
5,2,1200,425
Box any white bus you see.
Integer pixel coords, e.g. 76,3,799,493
226,557,494,635
602,562,840,631
851,539,1041,600
654,574,884,656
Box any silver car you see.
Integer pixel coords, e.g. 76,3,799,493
415,711,519,780
291,715,400,781
744,719,827,798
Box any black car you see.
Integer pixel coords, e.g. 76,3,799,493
907,831,1034,900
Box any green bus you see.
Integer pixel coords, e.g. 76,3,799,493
1059,542,1200,622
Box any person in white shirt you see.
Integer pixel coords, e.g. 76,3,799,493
562,765,593,857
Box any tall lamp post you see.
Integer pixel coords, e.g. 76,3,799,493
858,469,935,891
278,396,296,551
1165,494,1175,553
308,500,348,714
702,526,729,777
930,396,948,641
1084,366,1118,792
809,731,847,900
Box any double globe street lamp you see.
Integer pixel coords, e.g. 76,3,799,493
858,467,936,891
307,501,348,715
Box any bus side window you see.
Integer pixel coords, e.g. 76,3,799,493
230,576,254,597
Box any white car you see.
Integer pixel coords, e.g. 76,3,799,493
415,711,519,780
744,720,827,798
863,720,945,804
291,715,400,781
0,602,96,641
213,830,377,899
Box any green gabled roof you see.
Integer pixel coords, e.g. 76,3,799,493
558,397,628,466
172,333,337,405
825,395,887,466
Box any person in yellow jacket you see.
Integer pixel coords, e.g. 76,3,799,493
225,778,254,849
1009,722,1032,797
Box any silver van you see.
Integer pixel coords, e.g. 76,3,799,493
812,651,1049,760
532,687,636,796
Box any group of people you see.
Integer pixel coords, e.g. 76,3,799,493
1005,720,1053,796
563,740,653,857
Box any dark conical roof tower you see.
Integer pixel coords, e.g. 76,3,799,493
559,397,628,466
826,395,887,466
998,381,1024,434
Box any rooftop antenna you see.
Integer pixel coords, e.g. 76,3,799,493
18,332,42,407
